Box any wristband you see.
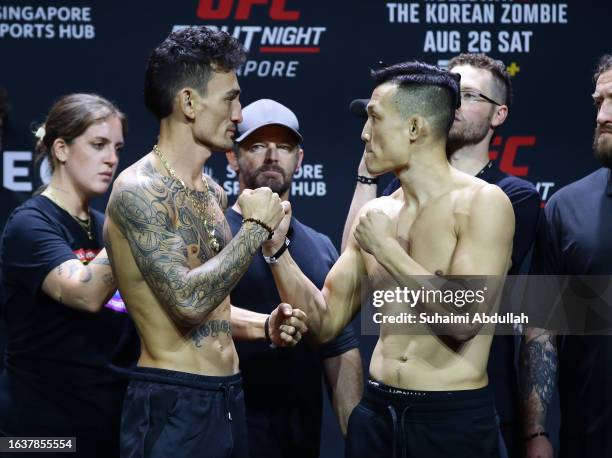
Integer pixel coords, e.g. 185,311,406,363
357,175,379,185
263,236,291,264
264,315,271,343
524,431,549,443
264,315,277,349
243,217,274,240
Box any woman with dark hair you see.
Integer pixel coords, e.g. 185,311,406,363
0,93,129,457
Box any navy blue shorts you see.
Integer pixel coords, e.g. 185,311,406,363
346,380,500,458
120,367,248,458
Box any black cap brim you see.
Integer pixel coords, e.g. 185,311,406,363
349,98,369,119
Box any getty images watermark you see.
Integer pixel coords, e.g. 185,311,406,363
361,275,612,336
371,285,528,326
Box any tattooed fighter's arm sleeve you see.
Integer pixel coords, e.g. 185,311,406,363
520,327,558,435
107,177,269,328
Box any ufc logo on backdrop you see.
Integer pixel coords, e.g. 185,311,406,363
489,135,536,177
197,0,300,20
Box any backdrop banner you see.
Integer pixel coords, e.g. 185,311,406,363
0,1,608,456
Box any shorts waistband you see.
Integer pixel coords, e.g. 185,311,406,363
130,366,242,391
365,379,493,411
365,380,495,458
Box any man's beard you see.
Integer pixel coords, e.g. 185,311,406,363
242,164,292,195
593,125,612,168
447,111,494,155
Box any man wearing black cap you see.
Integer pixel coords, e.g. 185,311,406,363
343,54,541,457
225,99,363,458
263,61,515,457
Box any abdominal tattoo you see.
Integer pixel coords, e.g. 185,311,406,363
190,320,232,347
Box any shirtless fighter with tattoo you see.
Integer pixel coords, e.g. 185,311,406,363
264,62,515,457
104,27,306,458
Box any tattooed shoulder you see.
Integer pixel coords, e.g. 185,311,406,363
204,174,228,210
108,160,177,235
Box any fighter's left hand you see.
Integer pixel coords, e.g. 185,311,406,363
268,302,308,347
354,208,396,256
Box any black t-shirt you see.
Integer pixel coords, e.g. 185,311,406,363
226,208,359,457
383,166,542,425
530,168,612,457
0,195,128,454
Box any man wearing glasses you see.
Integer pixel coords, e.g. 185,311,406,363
343,53,541,457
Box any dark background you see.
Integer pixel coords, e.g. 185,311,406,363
0,1,609,456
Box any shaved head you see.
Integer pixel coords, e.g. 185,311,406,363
372,61,460,138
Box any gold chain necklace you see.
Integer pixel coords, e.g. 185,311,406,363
152,144,220,253
43,188,93,240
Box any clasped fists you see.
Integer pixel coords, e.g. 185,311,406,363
268,303,308,347
354,208,396,256
262,201,291,255
238,187,284,230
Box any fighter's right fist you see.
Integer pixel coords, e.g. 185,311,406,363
237,187,284,230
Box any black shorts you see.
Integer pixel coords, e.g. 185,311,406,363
346,380,500,458
120,367,248,458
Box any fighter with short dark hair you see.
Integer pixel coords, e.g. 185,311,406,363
264,61,515,457
105,26,307,458
344,53,541,457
